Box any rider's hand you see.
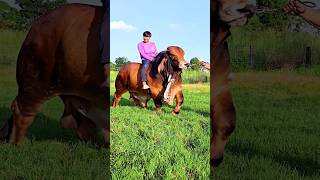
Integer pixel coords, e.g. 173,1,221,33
284,0,307,15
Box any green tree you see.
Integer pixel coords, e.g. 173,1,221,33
115,57,129,70
110,62,116,71
14,0,66,30
190,57,201,71
0,1,20,30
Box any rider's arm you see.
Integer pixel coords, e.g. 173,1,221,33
300,9,320,28
284,0,320,28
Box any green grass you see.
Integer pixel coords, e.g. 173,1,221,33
110,76,210,178
212,71,320,179
0,30,25,65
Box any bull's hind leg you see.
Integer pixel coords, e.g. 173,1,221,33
112,89,127,107
9,97,44,144
211,90,236,167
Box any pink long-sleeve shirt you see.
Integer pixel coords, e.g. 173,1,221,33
137,41,158,61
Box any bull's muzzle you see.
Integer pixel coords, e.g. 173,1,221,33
179,62,190,69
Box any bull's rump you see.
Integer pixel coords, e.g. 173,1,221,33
116,63,145,91
17,4,106,104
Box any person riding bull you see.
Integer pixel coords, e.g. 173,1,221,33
100,0,110,87
137,31,159,89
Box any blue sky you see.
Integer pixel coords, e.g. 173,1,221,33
110,0,209,63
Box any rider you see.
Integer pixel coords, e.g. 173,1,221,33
137,31,158,89
100,0,110,87
284,0,320,28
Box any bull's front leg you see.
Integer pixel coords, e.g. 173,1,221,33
153,96,163,113
211,88,236,167
211,42,236,168
172,90,183,115
150,89,163,112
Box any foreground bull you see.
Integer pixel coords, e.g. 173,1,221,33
211,0,256,168
0,4,109,145
113,46,188,114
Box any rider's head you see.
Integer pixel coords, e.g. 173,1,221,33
143,31,152,43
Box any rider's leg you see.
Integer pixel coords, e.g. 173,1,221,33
140,60,150,89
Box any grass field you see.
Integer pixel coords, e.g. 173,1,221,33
110,76,210,179
212,70,320,180
111,69,320,179
1,30,319,179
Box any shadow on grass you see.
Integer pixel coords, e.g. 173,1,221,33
0,106,111,149
109,95,211,117
109,95,134,107
0,106,77,143
181,105,210,117
227,140,320,177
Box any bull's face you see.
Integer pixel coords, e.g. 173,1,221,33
167,46,190,69
218,0,256,26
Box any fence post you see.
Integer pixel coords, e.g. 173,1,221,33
305,46,311,68
249,45,255,69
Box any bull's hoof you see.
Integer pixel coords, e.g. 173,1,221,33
171,111,179,116
210,157,223,167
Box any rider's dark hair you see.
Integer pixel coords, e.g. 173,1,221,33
143,31,152,37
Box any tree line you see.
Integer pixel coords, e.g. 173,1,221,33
111,57,206,71
0,0,66,30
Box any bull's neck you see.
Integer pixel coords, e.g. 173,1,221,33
211,20,231,47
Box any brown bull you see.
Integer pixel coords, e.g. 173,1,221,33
112,46,188,114
0,4,109,145
210,0,256,168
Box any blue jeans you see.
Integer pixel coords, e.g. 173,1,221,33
141,60,151,82
100,0,110,64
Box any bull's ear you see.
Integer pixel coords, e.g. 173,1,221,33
158,57,168,73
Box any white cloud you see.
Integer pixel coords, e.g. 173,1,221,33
168,23,179,29
110,21,137,31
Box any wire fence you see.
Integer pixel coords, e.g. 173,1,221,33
230,45,320,72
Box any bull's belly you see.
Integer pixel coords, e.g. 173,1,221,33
77,106,108,128
130,92,150,100
57,90,108,129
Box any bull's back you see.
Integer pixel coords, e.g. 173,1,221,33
18,4,106,101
